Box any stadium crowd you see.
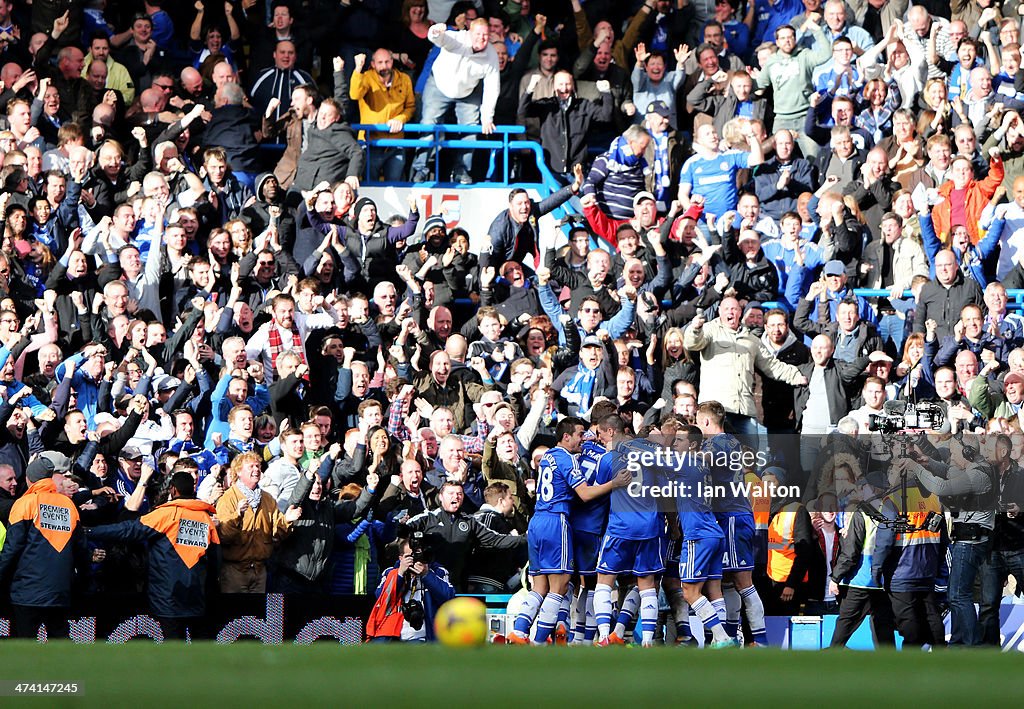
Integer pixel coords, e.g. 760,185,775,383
0,0,1022,648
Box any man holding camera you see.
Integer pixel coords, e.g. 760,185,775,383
366,534,455,642
979,434,1024,646
901,436,996,647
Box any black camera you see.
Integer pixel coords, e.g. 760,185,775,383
923,511,945,533
868,400,945,433
402,596,426,630
408,531,433,564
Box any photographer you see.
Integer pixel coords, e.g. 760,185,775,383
902,436,996,647
979,434,1024,646
365,534,455,643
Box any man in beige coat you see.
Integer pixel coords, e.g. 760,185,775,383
683,297,808,446
216,452,301,593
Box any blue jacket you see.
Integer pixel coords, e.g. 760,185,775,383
86,498,220,617
204,372,270,447
54,352,103,427
873,487,948,593
539,281,637,346
0,479,90,607
921,212,998,288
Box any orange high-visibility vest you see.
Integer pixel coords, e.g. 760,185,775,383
767,502,808,584
747,472,770,532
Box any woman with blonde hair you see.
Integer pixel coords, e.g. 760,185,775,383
657,326,696,401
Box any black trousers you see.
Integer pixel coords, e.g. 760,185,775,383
829,587,896,648
155,616,207,641
12,605,69,639
889,590,945,648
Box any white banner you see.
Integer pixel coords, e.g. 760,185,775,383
360,186,564,270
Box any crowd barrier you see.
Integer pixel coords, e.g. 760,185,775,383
3,594,1024,649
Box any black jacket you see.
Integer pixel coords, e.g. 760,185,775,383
912,271,984,340
467,504,528,590
721,231,780,303
292,122,364,192
406,507,526,591
751,156,817,220
81,151,153,221
794,299,884,360
202,105,262,174
519,90,613,173
241,175,297,253
794,356,870,431
480,185,574,270
760,333,810,431
274,472,375,582
844,178,898,243
995,464,1024,552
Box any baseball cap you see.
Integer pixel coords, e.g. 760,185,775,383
646,100,670,119
633,191,656,207
581,335,602,348
868,351,894,364
737,230,760,243
823,260,845,276
154,374,182,392
119,445,144,460
26,452,73,483
1006,373,1024,387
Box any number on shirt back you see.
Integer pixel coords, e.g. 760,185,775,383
579,453,599,484
538,467,554,502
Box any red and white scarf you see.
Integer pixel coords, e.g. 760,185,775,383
267,323,305,376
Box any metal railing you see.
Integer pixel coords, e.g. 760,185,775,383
762,289,1024,312
352,123,560,189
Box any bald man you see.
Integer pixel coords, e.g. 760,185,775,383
177,66,208,105
82,34,135,104
793,332,869,469
844,146,897,242
913,249,984,338
350,48,415,181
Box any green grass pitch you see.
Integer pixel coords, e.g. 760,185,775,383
0,643,1019,706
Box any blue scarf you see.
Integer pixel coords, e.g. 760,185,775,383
605,135,641,171
650,131,671,204
561,365,598,414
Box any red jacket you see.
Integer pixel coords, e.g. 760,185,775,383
932,155,1004,244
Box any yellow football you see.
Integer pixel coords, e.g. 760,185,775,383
434,597,488,647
